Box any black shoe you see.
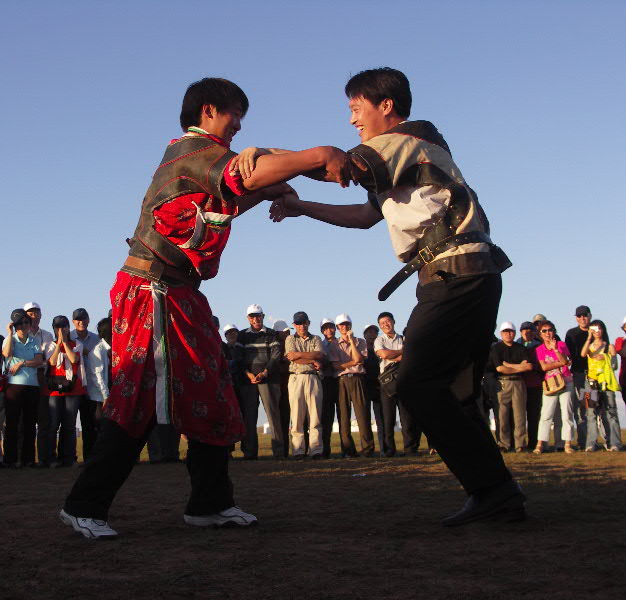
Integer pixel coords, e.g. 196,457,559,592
383,450,396,458
441,481,527,527
292,454,305,461
311,454,323,460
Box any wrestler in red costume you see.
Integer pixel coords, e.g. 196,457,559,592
59,78,352,539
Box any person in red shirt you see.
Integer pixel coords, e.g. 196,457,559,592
47,315,86,468
61,77,352,539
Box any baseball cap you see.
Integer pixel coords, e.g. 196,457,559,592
293,311,309,324
499,321,516,332
621,316,626,327
223,324,238,334
272,319,291,332
575,305,591,317
23,302,41,312
532,314,547,323
52,315,70,329
246,304,263,315
72,308,89,321
10,308,29,324
363,324,379,334
320,318,334,330
519,321,535,331
335,313,352,325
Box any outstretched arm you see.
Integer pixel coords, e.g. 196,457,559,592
269,196,382,230
241,147,353,191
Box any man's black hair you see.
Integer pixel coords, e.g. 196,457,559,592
180,78,249,131
345,67,412,119
377,311,395,323
97,317,112,340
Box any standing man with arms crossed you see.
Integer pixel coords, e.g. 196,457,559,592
264,68,523,525
284,311,325,459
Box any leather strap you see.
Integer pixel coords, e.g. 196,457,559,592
378,231,492,301
121,256,200,289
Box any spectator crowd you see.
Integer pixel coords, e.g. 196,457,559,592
1,301,624,468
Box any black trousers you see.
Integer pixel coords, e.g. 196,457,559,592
397,274,512,495
64,418,234,520
381,385,420,454
79,395,100,461
526,386,542,450
321,376,340,457
4,384,39,465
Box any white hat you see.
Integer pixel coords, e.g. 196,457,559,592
320,317,334,329
246,304,263,315
272,319,291,332
223,324,238,334
23,302,41,311
499,321,516,332
335,313,352,325
363,324,378,333
622,316,626,326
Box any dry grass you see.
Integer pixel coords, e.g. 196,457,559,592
2,434,625,600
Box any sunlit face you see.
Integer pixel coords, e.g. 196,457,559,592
211,105,242,146
294,321,310,337
349,96,389,142
378,317,395,336
321,324,336,340
73,318,89,332
539,325,556,342
337,322,352,337
590,325,603,340
576,313,591,330
500,329,516,344
247,313,264,331
520,328,535,342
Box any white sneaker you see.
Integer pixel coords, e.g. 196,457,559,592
184,506,258,528
59,509,118,539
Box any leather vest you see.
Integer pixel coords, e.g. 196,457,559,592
124,135,236,279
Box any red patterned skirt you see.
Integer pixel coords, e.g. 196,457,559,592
103,271,245,445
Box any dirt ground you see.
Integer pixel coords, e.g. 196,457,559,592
2,435,626,600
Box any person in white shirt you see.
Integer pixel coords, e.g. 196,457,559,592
86,319,112,426
24,302,54,467
70,308,100,461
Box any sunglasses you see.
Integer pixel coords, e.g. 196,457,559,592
540,328,555,333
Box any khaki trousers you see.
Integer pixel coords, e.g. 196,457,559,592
497,378,527,449
287,373,323,456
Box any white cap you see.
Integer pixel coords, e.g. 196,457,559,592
272,319,291,332
335,313,352,325
499,321,516,332
24,302,41,311
320,317,334,329
246,304,263,315
223,324,238,334
363,324,378,333
622,316,626,326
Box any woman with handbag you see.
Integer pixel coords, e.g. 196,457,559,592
580,320,622,452
533,320,577,454
1,309,43,467
46,315,86,467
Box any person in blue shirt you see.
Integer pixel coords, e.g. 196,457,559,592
2,309,43,467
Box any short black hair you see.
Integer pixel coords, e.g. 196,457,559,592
345,68,412,119
377,311,395,323
97,317,112,340
180,78,249,131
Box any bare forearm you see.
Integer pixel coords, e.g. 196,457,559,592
243,148,328,190
376,349,402,359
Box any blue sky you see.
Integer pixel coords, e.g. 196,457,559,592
2,0,625,350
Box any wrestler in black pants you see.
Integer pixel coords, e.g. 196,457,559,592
64,418,234,520
397,274,512,495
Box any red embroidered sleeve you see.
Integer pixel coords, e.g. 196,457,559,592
223,157,247,197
